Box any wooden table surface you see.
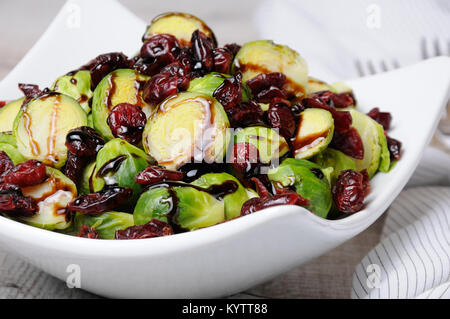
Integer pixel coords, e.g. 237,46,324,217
0,0,387,299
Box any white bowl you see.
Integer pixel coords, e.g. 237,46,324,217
0,0,449,298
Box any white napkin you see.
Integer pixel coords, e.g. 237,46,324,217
254,0,450,299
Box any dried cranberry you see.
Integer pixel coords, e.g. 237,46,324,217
18,83,42,100
66,126,105,157
312,91,354,109
190,30,215,76
77,225,99,239
140,34,180,75
266,98,296,139
387,136,402,161
143,72,179,105
68,186,133,214
250,177,270,198
230,142,261,182
115,218,173,239
213,73,243,110
367,107,392,131
229,100,263,127
107,103,147,145
0,151,14,177
255,86,287,104
361,169,371,196
330,127,364,160
159,61,191,91
291,103,305,120
241,190,310,216
86,52,129,90
0,101,6,108
213,47,233,74
332,169,367,214
3,160,46,187
135,166,185,185
0,183,37,217
63,152,87,184
246,73,286,95
224,43,241,57
131,57,160,76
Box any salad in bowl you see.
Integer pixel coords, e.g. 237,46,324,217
0,12,402,240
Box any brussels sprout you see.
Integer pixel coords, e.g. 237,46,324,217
87,114,94,128
233,126,289,164
134,184,225,231
142,92,230,170
91,138,150,202
0,132,16,146
191,173,251,219
19,167,77,230
0,143,26,164
313,148,357,184
348,109,390,177
330,82,353,95
187,73,252,102
0,98,24,132
233,40,308,98
307,77,332,95
143,12,216,46
79,161,96,194
73,211,134,239
52,70,92,113
13,92,87,168
268,158,332,218
292,108,334,160
92,69,151,140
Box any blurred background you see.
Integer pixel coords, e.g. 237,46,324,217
0,0,448,299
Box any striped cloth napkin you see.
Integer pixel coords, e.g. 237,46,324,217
254,0,450,299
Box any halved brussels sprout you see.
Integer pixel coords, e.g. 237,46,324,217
13,92,87,168
91,138,151,202
143,92,230,170
233,126,289,164
52,70,93,113
292,108,334,160
143,12,216,46
19,167,77,230
92,69,151,140
0,98,24,132
187,72,252,101
233,40,308,98
307,77,332,95
313,148,357,184
73,211,134,239
0,142,26,164
348,109,390,177
191,173,251,219
134,184,225,231
268,158,332,218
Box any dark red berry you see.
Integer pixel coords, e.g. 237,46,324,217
213,73,243,110
115,218,173,239
66,126,105,157
0,183,37,217
143,72,179,105
332,169,367,214
241,190,310,216
63,152,88,184
246,72,286,95
229,100,263,127
190,30,215,76
255,86,287,104
266,98,296,139
367,107,392,131
135,166,185,185
0,151,14,177
84,52,129,90
230,142,261,181
68,186,133,214
107,103,147,145
224,43,241,57
77,225,99,239
139,34,180,75
213,47,233,74
387,136,402,161
18,83,42,100
3,160,46,187
330,127,364,160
